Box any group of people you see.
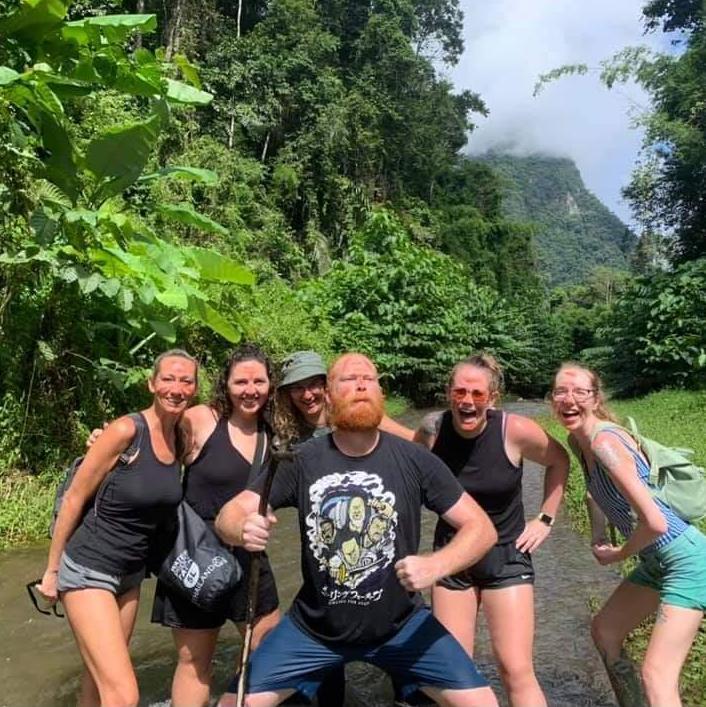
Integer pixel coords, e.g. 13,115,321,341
37,345,706,707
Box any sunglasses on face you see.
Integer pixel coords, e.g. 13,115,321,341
551,387,595,403
26,579,64,617
450,387,490,404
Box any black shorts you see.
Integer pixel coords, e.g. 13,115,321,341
436,541,534,591
151,547,279,630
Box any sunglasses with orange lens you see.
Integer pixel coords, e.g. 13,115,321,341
450,387,490,404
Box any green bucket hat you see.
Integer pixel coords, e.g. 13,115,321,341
278,351,327,389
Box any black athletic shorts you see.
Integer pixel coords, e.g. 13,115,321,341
151,547,279,630
435,541,534,591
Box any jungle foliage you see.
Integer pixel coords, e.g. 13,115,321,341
1,0,705,486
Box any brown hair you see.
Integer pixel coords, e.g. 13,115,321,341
211,343,273,421
448,352,504,397
554,362,619,423
273,387,320,443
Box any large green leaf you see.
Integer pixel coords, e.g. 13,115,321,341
165,79,212,106
139,166,218,185
189,298,240,342
41,113,79,201
157,203,228,236
0,67,20,85
64,14,157,44
174,54,202,89
187,246,254,285
149,319,177,343
85,114,160,201
0,0,68,40
155,287,189,310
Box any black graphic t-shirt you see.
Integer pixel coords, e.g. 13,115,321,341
252,432,464,644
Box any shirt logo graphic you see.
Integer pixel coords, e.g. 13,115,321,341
306,471,397,593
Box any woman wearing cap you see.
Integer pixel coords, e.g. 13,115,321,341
274,350,414,444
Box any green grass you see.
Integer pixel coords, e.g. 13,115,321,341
385,394,412,418
0,472,55,549
540,388,706,706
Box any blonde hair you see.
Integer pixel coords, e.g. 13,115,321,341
449,353,504,397
554,362,619,423
152,349,199,383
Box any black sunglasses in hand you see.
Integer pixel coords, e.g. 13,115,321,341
26,579,64,618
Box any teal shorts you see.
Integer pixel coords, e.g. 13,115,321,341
628,525,706,611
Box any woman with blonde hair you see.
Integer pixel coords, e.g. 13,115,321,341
38,349,198,706
551,362,706,707
414,353,569,707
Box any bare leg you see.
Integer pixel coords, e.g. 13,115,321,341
244,689,295,707
482,584,546,707
431,584,481,656
63,586,141,707
591,580,660,707
641,604,702,707
218,608,281,707
171,627,220,707
422,685,499,707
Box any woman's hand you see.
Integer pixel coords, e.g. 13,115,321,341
591,542,624,565
37,569,59,604
516,518,552,553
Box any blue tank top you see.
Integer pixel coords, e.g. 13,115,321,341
66,413,182,575
586,429,687,554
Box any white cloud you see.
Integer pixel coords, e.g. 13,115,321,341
452,1,666,222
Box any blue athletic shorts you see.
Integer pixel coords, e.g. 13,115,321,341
233,607,489,701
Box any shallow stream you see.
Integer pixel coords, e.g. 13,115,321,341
0,402,618,705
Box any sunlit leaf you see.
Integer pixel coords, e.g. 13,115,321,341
189,298,240,342
187,246,254,285
165,78,212,105
0,67,21,85
139,166,218,185
149,319,177,343
155,287,188,310
157,203,228,236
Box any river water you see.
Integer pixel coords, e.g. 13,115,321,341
0,403,618,705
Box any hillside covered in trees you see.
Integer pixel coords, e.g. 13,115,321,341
480,153,635,286
0,0,705,486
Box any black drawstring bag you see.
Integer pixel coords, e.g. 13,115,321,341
157,501,242,611
156,425,267,612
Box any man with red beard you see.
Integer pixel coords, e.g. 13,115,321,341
216,353,499,707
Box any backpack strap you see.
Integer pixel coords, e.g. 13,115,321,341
247,422,268,485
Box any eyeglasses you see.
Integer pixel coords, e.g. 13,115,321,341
290,380,325,394
551,387,595,403
26,579,64,617
450,387,490,404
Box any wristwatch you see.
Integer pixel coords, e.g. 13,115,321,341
537,512,555,527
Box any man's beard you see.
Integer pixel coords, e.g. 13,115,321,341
329,393,384,431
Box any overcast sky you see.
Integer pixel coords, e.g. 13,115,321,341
451,1,669,224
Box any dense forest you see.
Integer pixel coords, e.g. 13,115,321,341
480,153,634,286
1,0,705,483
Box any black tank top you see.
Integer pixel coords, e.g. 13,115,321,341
66,413,182,575
432,409,524,545
183,417,265,525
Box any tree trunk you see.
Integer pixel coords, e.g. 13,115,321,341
165,0,185,61
237,0,243,38
261,131,270,162
135,0,145,48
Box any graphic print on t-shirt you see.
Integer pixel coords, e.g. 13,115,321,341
306,471,397,595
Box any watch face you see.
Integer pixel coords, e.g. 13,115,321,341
538,513,554,526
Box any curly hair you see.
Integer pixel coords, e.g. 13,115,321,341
210,343,273,421
273,388,313,443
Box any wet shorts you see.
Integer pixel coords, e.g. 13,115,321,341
628,525,706,611
151,547,279,630
230,607,489,701
435,541,534,591
57,553,145,595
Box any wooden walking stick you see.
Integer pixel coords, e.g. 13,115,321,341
235,440,294,707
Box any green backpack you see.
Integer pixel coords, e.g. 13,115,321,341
591,417,706,523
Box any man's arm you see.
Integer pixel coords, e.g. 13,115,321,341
395,492,497,592
215,489,277,551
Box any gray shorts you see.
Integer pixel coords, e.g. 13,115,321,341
57,553,145,595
